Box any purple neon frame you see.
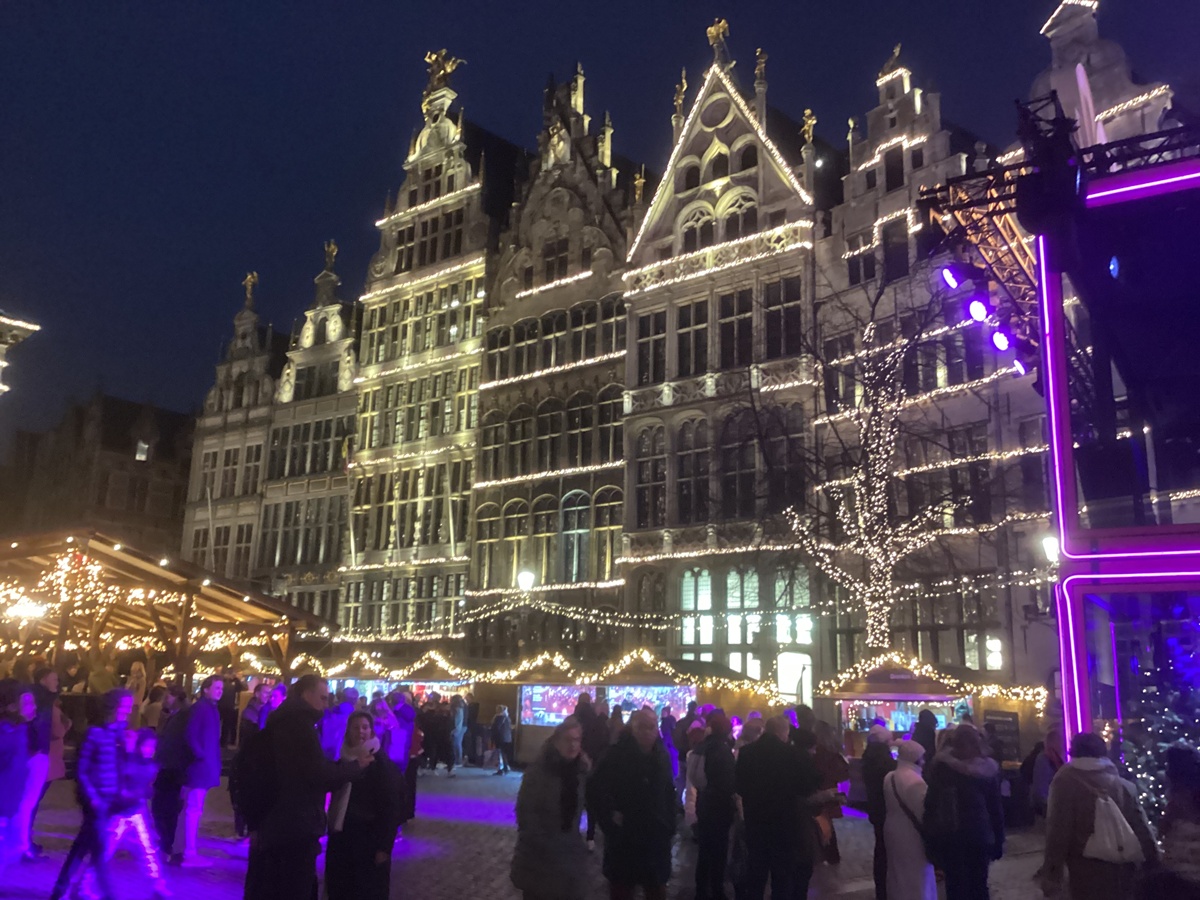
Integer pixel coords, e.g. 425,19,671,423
1041,157,1200,744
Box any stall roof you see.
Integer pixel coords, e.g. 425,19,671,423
0,529,329,637
824,661,963,702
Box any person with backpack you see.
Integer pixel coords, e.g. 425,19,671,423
922,724,1005,900
242,674,370,900
1038,732,1157,900
883,740,935,900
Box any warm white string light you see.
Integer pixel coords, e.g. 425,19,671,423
354,345,482,384
479,350,626,391
855,133,927,172
624,240,812,299
339,555,470,574
360,255,486,303
813,365,1020,427
874,67,913,89
1094,85,1172,123
348,441,477,471
616,542,803,566
464,579,624,599
625,220,813,285
472,460,623,490
375,183,481,227
818,444,1049,490
514,270,594,300
0,314,40,332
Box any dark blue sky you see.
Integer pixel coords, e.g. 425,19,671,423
1,1,1195,452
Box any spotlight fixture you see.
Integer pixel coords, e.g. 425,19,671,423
992,331,1011,352
968,298,990,322
1108,255,1120,279
940,266,961,290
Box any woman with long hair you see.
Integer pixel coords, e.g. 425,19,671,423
325,711,405,900
125,661,148,727
510,717,590,900
812,719,850,864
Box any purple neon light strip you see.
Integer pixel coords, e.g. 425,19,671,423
1087,167,1200,206
1109,622,1122,725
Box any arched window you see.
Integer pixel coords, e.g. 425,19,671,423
566,392,594,466
532,496,558,586
475,504,501,588
570,302,599,361
680,207,715,254
679,568,714,656
677,419,710,525
637,570,667,648
512,319,539,376
597,385,623,463
481,411,505,480
738,145,758,172
493,328,511,381
635,425,666,528
315,318,328,345
593,487,622,582
710,152,729,180
507,406,533,476
536,399,564,470
723,195,758,242
726,567,762,675
561,491,590,583
502,500,529,587
599,296,626,355
682,164,700,191
541,311,568,368
721,412,758,520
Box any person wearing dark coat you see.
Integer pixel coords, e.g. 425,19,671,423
320,688,358,762
587,708,676,900
240,681,270,746
151,686,188,858
49,689,133,900
244,675,369,900
923,725,1005,900
392,692,419,822
695,713,737,900
736,715,825,900
862,724,898,900
510,717,589,900
181,674,223,864
24,668,59,859
0,679,33,863
491,704,514,775
912,709,938,763
582,700,612,847
324,711,405,900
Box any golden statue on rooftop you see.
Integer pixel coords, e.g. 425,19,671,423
879,43,903,79
674,68,688,117
634,166,646,204
802,109,818,146
324,239,338,271
755,48,768,82
241,271,258,308
706,18,730,48
423,49,465,95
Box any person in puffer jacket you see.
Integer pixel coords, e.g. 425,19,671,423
1039,732,1157,900
50,688,134,900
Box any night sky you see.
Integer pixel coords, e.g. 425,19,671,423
2,1,1196,454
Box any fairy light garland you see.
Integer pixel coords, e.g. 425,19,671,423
374,182,481,227
472,460,623,490
360,255,486,303
514,270,594,300
339,555,470,574
818,651,1049,715
818,444,1049,490
814,365,1020,427
1094,85,1172,123
458,596,671,630
855,134,927,173
354,345,482,384
478,351,626,391
348,441,477,471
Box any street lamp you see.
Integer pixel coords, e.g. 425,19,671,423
517,570,536,593
1041,535,1061,563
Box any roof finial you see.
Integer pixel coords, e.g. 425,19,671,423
878,42,903,79
707,18,730,65
324,239,338,273
674,67,688,118
422,49,465,112
241,271,258,309
755,47,768,84
634,165,646,205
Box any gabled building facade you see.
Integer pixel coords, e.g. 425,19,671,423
342,54,523,638
467,67,634,661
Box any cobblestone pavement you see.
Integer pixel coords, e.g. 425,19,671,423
5,767,1047,899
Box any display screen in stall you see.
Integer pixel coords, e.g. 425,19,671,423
839,699,971,734
519,684,699,726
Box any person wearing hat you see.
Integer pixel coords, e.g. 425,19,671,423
883,740,935,900
862,723,897,900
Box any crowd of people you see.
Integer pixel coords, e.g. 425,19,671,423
3,660,1200,900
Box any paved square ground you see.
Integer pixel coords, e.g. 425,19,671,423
4,767,1046,899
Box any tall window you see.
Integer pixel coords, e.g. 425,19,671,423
764,404,806,509
513,320,539,376
542,311,568,367
710,152,729,180
677,419,710,525
561,492,590,584
679,568,714,659
598,297,625,355
532,496,558,586
847,235,877,285
722,196,757,242
481,411,505,480
823,333,857,413
764,277,803,360
508,407,533,476
677,299,708,377
884,146,905,192
544,236,569,282
718,290,754,369
597,386,623,463
199,451,218,501
636,311,667,385
882,219,909,282
738,146,758,172
220,448,240,498
502,500,529,587
566,393,593,466
680,208,715,253
536,399,564,470
721,413,758,519
635,426,667,528
726,567,761,675
949,422,991,525
475,505,500,588
593,488,622,582
570,303,599,360
232,524,253,577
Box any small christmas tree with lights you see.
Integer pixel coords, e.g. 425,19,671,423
1123,618,1200,829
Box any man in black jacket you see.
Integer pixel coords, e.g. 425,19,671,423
736,715,823,900
861,724,897,900
244,674,369,900
695,712,736,900
26,666,59,858
588,708,676,900
152,685,189,860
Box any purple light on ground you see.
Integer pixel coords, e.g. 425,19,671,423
415,791,516,827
